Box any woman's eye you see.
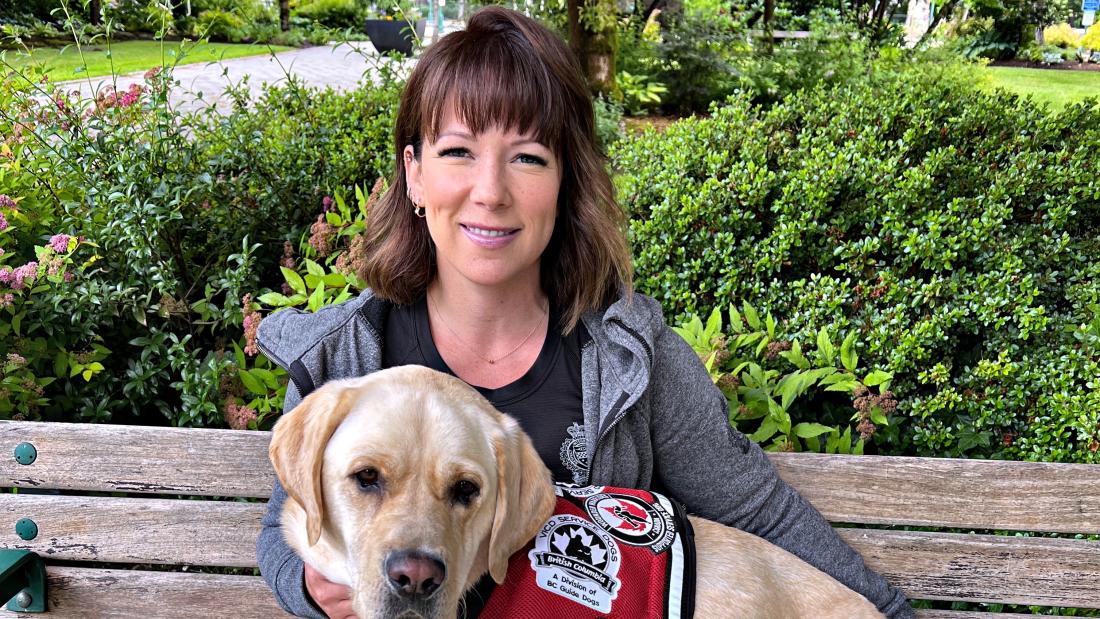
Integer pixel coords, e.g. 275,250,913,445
451,480,480,506
355,468,380,491
516,153,547,166
438,147,469,158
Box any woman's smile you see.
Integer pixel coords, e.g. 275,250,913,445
460,223,521,248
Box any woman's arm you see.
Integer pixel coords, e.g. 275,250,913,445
258,481,327,618
257,382,355,618
648,326,914,619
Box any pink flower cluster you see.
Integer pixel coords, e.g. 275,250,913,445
0,212,7,232
241,294,261,356
49,234,71,253
280,241,297,296
0,262,37,290
95,83,145,112
224,401,258,430
0,194,14,209
0,293,13,309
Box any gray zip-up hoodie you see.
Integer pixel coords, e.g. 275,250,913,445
256,290,913,618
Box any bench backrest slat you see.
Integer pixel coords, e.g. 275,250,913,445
0,422,274,498
769,452,1100,534
840,529,1100,608
0,495,263,567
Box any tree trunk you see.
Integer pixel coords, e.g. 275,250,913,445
280,0,290,31
917,0,959,45
762,0,775,53
567,0,619,97
89,0,101,25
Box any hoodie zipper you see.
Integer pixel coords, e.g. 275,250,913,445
589,318,655,478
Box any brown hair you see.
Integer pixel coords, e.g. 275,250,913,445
356,6,632,333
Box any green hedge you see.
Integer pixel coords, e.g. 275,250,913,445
1,62,399,426
614,63,1100,463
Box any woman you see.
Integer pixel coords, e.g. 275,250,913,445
256,7,913,618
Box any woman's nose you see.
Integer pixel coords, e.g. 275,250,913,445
468,159,508,209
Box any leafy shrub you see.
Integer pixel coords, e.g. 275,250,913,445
1082,22,1100,50
1042,22,1080,48
675,303,898,453
0,45,403,427
613,61,1100,463
192,0,276,25
1018,41,1074,63
734,11,874,106
293,0,365,30
616,70,668,116
102,0,173,35
194,9,246,42
653,9,747,114
593,95,625,153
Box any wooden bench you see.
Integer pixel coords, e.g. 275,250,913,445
0,420,1096,617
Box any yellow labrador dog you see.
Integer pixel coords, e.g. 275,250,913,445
269,365,884,619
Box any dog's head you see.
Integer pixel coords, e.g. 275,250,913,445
269,365,557,619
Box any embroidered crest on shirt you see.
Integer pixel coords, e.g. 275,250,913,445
528,514,622,612
559,422,589,484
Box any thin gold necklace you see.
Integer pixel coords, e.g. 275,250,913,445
428,291,548,365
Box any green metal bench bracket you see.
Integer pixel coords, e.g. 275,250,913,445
0,549,47,612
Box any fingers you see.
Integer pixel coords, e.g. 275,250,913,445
304,563,356,619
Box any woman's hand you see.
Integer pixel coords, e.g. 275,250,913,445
304,562,356,619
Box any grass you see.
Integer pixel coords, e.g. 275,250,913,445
983,66,1100,110
1,40,294,81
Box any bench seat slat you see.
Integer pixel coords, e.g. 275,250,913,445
770,452,1100,534
0,421,274,498
0,495,263,567
0,567,290,618
840,528,1100,608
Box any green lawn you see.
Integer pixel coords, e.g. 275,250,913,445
983,66,1100,110
1,40,294,81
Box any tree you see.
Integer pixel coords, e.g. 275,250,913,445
280,0,289,31
567,0,619,97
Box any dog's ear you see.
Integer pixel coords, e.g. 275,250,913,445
269,383,356,546
487,415,556,584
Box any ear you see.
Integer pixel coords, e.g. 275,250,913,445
403,144,422,203
487,415,556,584
269,383,356,547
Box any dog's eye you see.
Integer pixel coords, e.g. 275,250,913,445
451,480,480,506
354,468,380,491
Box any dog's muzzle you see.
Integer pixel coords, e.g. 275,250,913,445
385,550,446,600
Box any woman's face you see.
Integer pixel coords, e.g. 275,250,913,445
404,110,562,293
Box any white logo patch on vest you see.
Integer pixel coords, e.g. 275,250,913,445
528,514,622,612
585,492,678,554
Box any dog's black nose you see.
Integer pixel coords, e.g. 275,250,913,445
385,550,446,599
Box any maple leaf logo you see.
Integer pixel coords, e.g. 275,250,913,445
552,531,571,554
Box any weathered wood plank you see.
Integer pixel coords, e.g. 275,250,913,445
770,452,1100,534
0,421,275,498
0,495,263,567
914,612,1010,619
0,567,291,618
840,528,1100,608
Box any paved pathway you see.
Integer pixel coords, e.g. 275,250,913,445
59,21,463,115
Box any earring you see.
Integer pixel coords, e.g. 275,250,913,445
413,202,425,218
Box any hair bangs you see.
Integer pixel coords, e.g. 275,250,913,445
419,31,567,153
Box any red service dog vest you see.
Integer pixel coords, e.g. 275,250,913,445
478,484,696,619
